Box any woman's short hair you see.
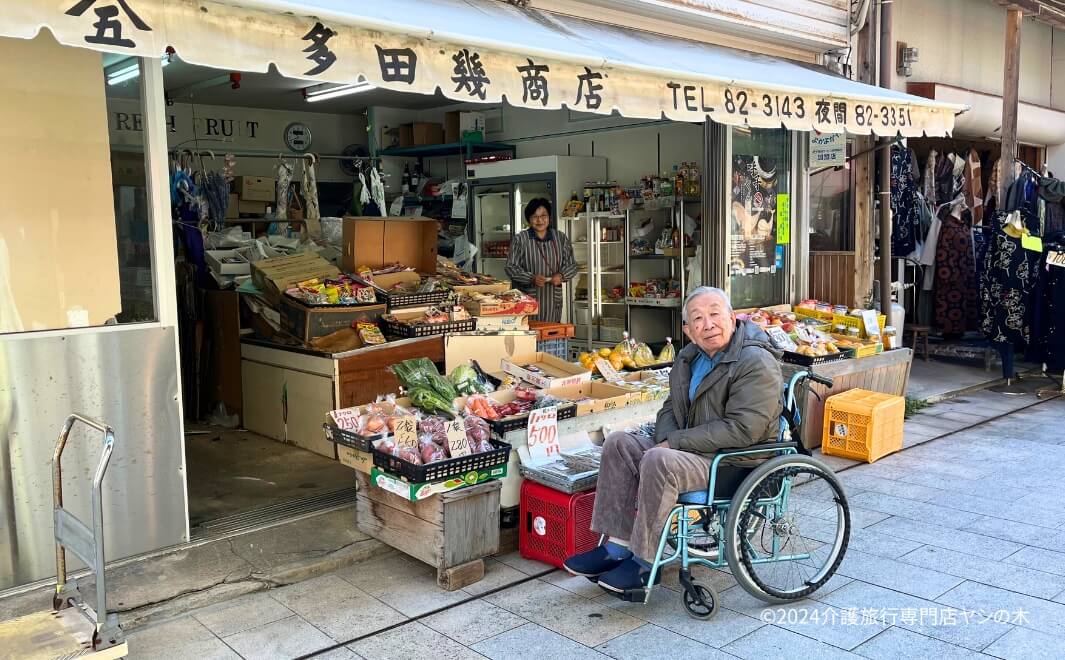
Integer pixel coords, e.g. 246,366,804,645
523,198,552,223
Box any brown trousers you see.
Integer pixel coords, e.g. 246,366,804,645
590,431,713,563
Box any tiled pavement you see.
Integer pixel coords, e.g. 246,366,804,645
126,389,1065,660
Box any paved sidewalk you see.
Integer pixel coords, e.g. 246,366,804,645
125,391,1065,660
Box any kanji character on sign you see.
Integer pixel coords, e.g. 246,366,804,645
451,48,491,100
375,45,417,84
575,66,604,110
815,100,831,124
65,0,151,48
302,22,337,76
833,102,848,125
517,58,550,106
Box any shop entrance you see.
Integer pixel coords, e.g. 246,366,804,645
105,55,709,531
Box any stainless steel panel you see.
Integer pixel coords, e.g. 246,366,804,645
0,326,186,590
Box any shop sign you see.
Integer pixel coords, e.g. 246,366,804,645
8,0,957,138
810,132,847,167
1048,251,1064,268
776,193,791,244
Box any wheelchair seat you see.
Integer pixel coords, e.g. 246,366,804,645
678,464,753,505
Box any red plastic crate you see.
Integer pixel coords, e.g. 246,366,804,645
518,480,597,568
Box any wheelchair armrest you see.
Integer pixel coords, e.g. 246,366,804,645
716,441,800,456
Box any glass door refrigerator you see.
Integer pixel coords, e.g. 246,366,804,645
467,156,606,324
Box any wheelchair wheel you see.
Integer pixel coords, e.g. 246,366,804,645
682,581,719,620
724,455,850,604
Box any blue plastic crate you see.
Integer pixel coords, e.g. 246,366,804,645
538,337,570,359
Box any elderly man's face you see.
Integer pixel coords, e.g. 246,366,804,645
682,292,736,355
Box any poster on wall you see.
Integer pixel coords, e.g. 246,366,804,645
730,155,780,276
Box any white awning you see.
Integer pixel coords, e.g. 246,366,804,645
6,0,964,136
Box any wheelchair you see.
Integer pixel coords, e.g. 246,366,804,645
603,369,851,619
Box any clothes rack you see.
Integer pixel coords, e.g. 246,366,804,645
171,148,380,164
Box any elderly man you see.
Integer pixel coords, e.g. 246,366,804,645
563,286,783,593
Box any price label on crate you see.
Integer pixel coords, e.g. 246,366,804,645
393,416,418,449
595,358,625,384
527,405,560,461
445,418,471,457
329,407,361,431
860,310,881,338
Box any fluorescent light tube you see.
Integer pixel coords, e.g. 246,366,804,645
106,55,169,86
304,82,375,102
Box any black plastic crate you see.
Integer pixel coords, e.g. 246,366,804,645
381,316,475,338
322,423,383,453
381,290,449,310
487,403,578,435
781,348,855,366
372,438,511,482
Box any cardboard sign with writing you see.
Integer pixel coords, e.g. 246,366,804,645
393,416,418,449
765,326,797,351
329,407,361,431
445,418,471,457
860,310,881,338
594,358,624,384
776,193,791,244
527,406,560,461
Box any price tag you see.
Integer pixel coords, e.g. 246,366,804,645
860,310,880,338
527,406,560,461
393,416,418,449
1021,233,1044,252
595,358,624,384
329,407,361,431
765,326,797,351
1048,251,1065,268
445,418,471,457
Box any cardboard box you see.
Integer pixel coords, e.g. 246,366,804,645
445,111,486,143
412,122,444,146
206,249,252,276
369,464,508,502
501,352,591,389
620,370,671,403
340,217,439,273
462,293,539,317
280,299,385,343
445,331,537,374
236,175,276,202
451,283,510,296
238,199,268,216
250,253,342,305
226,193,239,219
398,123,414,148
337,445,373,474
544,382,637,415
472,315,529,332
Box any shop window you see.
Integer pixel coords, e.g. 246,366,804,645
809,146,855,252
0,35,156,332
728,127,791,309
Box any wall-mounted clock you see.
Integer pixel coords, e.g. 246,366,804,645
284,122,313,152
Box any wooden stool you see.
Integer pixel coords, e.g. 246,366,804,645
909,325,931,361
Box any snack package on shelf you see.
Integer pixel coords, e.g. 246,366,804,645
356,322,386,345
285,275,376,305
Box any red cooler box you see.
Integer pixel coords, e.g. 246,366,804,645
518,480,597,568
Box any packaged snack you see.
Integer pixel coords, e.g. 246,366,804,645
357,322,386,345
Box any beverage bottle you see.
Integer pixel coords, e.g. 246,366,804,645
401,164,411,194
673,164,683,198
660,172,673,197
690,163,701,197
411,163,421,193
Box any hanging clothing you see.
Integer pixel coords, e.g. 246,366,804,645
965,149,984,226
919,203,942,291
505,227,579,323
934,207,980,335
890,145,922,258
301,157,322,237
980,210,1041,346
1032,235,1065,371
922,150,938,203
275,160,294,219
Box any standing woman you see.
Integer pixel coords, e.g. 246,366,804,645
505,198,579,323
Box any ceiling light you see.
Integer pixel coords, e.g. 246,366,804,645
106,54,170,86
304,81,376,102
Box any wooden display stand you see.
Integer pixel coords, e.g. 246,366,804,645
354,473,502,591
781,348,913,450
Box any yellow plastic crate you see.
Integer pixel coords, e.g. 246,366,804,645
831,313,886,339
821,388,904,463
829,334,883,359
795,308,834,322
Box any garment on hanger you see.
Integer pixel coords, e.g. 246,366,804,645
919,197,942,291
1031,234,1065,370
980,209,1041,346
276,159,294,219
965,148,984,226
934,205,980,335
922,150,938,202
889,145,922,259
301,157,322,237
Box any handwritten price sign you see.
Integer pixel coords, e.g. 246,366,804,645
527,406,560,461
445,418,471,457
393,416,418,449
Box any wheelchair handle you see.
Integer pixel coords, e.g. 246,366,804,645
809,373,834,388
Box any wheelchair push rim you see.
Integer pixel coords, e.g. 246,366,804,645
724,455,850,603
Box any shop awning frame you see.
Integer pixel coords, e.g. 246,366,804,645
5,0,965,137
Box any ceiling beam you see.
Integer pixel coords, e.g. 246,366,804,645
990,0,1065,28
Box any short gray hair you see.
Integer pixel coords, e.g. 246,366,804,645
682,286,732,323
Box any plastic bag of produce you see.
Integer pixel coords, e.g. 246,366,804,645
633,342,656,367
391,358,458,402
463,415,492,453
448,362,492,395
409,387,457,417
657,337,675,363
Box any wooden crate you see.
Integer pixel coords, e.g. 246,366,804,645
355,472,501,590
781,348,913,451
